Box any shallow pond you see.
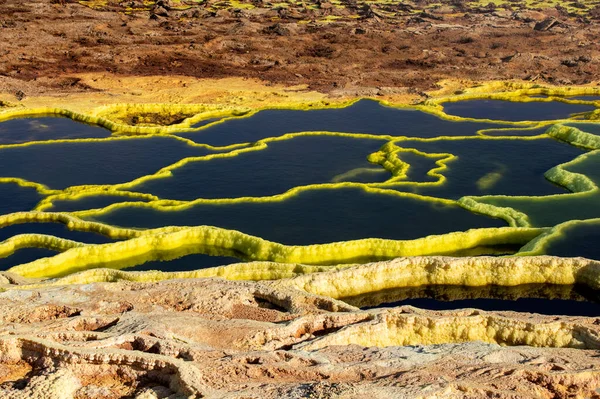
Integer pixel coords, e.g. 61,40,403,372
1,98,600,313
0,116,111,144
442,99,596,121
93,187,504,245
180,99,513,146
343,284,600,316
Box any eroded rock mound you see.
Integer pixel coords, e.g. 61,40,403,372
1,276,600,398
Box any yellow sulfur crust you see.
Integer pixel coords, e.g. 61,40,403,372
1,212,542,278
0,78,599,287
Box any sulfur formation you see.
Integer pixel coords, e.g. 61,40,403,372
0,82,599,285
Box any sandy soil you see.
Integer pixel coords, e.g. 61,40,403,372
0,0,599,99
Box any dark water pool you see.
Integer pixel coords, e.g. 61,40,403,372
479,150,600,227
0,222,113,244
0,136,212,189
133,135,390,200
129,252,240,272
563,122,600,135
0,117,111,144
0,222,115,270
178,100,513,147
567,96,600,102
0,183,43,214
544,221,600,261
92,187,505,246
344,284,600,316
0,248,59,270
479,126,550,137
49,195,150,213
0,98,597,299
443,99,597,121
399,137,583,198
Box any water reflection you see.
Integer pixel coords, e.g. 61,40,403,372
343,284,600,316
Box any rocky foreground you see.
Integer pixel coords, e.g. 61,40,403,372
1,272,600,398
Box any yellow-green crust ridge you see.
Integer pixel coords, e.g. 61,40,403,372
0,80,599,282
272,255,600,299
459,124,600,228
0,212,543,279
297,308,600,350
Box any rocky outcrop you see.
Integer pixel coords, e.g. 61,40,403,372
1,276,600,398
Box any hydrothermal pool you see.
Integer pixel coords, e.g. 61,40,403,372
1,92,600,314
0,116,111,144
441,99,596,121
178,99,513,146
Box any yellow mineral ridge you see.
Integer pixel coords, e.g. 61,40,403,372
0,77,599,295
298,308,600,349
1,212,542,279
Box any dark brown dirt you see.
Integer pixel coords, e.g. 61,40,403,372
0,0,599,94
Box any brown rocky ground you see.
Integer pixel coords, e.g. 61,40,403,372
2,275,600,398
0,0,599,99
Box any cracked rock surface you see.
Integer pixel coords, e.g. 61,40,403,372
1,277,600,398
